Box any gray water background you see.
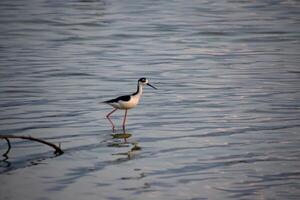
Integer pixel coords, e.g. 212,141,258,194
1,0,300,199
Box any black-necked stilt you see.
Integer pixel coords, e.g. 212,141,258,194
103,77,157,135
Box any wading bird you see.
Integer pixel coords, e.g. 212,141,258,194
103,78,157,135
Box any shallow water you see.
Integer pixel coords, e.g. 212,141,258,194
1,0,300,199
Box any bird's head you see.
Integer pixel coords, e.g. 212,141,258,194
138,77,157,89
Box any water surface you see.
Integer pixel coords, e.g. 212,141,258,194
1,0,300,199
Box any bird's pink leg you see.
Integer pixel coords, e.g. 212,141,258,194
122,109,128,142
106,108,118,132
122,110,128,132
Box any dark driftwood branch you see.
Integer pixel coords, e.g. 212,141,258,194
2,137,11,159
1,135,64,156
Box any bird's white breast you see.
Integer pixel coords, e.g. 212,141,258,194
115,95,140,110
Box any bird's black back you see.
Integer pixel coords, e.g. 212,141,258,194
104,95,131,103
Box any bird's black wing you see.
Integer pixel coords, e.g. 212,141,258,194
104,95,131,103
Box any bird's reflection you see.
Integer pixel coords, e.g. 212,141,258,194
102,132,142,159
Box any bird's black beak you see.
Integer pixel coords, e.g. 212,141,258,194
147,83,157,90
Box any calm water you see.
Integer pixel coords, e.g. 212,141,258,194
1,0,300,199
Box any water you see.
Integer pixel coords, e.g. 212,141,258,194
1,0,300,199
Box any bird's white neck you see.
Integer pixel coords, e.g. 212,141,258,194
132,82,143,97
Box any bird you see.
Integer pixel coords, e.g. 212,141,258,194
102,77,157,136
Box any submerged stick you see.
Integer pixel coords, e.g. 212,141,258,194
2,137,11,159
0,135,64,156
